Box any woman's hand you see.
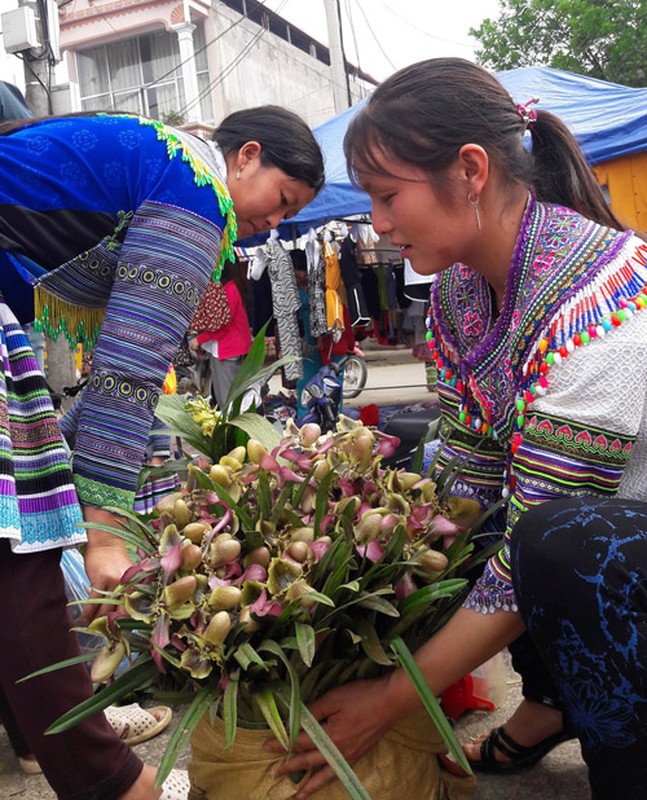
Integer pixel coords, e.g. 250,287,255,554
264,677,399,798
79,506,133,625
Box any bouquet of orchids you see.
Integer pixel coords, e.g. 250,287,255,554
43,334,484,797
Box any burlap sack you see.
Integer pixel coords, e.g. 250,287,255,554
188,710,476,800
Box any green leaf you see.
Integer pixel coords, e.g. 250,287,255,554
390,637,472,775
46,656,158,734
223,676,239,750
401,579,469,616
258,640,301,747
295,622,316,667
354,618,393,667
74,521,153,555
228,412,282,451
254,689,289,751
314,471,334,537
155,685,220,788
17,650,97,682
357,594,400,617
296,700,373,800
233,643,270,672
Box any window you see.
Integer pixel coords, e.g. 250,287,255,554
76,25,214,123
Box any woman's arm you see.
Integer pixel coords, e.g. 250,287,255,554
269,607,525,798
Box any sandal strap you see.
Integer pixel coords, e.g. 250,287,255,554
480,726,533,764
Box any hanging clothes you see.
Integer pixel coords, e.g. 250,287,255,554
265,237,303,382
305,235,327,339
324,240,345,339
338,235,371,326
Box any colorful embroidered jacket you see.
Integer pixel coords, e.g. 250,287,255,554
427,196,647,613
0,114,236,514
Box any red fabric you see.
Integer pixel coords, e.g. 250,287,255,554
196,282,251,359
319,305,356,365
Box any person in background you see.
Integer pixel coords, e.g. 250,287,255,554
0,105,323,800
265,58,647,800
190,259,252,411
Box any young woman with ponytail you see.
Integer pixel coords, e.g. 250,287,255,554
265,58,647,800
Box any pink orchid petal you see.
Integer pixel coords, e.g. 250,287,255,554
309,539,331,561
160,541,182,579
395,572,417,600
249,589,283,618
260,453,280,472
375,433,400,457
356,540,384,563
242,564,267,582
278,466,306,484
208,575,231,590
430,514,461,537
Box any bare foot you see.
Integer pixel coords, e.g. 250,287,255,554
463,699,566,766
119,765,162,800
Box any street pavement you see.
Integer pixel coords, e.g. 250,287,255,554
0,652,589,798
0,349,590,799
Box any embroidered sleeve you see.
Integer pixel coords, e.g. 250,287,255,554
72,200,225,510
466,300,647,614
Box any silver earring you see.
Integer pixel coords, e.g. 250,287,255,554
468,192,481,231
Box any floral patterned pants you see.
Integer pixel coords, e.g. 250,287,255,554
512,497,647,800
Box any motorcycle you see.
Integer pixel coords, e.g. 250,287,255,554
300,357,347,433
341,345,368,399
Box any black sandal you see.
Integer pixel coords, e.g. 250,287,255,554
468,725,576,774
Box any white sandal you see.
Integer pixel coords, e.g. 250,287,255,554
160,768,191,800
105,703,173,746
18,703,173,775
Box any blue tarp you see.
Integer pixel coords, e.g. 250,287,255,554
247,66,647,243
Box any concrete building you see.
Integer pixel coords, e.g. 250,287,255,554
0,0,376,130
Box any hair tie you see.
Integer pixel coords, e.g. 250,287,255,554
516,97,539,129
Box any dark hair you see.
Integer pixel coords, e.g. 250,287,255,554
344,58,623,230
213,105,324,193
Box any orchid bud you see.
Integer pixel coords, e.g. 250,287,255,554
203,610,231,646
239,606,260,633
299,423,321,447
419,549,449,573
183,521,211,544
91,641,127,683
223,446,246,466
180,542,203,571
163,575,197,608
154,491,183,515
173,498,192,530
243,546,271,568
290,527,315,543
209,464,232,487
209,585,242,610
287,540,309,562
354,511,383,542
286,579,317,609
312,458,330,481
211,534,241,566
247,439,268,465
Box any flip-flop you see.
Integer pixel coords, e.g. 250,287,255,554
104,703,173,746
161,768,191,800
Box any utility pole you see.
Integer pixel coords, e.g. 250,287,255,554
18,0,51,116
17,0,77,399
324,0,352,114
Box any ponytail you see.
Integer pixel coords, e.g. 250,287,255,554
529,110,625,230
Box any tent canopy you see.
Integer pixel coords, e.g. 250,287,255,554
247,66,647,243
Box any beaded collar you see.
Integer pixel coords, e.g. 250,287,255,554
426,196,639,443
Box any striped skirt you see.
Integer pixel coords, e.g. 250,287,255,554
0,300,85,553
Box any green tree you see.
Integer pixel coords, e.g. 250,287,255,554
470,0,647,87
